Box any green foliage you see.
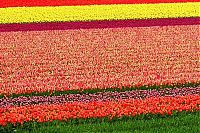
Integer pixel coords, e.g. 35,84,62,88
1,111,200,133
0,82,199,99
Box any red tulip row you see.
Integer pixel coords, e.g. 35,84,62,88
0,25,199,95
0,94,199,126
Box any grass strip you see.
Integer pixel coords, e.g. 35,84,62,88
1,111,200,133
1,82,199,99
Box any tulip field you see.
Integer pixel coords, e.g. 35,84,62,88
0,0,200,132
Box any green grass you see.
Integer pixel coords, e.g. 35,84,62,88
1,111,200,133
1,81,199,98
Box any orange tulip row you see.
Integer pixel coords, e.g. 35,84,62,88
0,94,199,126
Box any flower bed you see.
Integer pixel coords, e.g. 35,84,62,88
0,0,199,132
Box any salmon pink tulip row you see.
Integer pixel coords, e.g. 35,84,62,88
0,25,199,96
0,94,200,126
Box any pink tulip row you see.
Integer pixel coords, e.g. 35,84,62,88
0,86,199,108
0,25,199,95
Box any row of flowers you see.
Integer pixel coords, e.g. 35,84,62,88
0,94,199,126
0,25,199,95
0,86,199,107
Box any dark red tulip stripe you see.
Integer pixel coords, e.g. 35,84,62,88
0,94,200,126
0,86,199,108
1,18,199,32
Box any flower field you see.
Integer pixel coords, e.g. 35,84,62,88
0,0,200,132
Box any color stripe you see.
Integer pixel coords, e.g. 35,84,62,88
0,25,199,95
1,0,199,7
1,86,199,107
0,95,200,126
0,17,199,32
0,2,199,24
